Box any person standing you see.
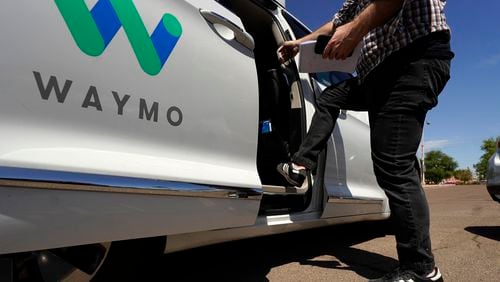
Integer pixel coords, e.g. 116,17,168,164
277,0,454,281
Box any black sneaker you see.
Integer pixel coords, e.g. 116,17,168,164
276,162,306,187
369,267,443,282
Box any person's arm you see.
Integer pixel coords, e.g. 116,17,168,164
278,0,358,63
332,0,359,28
278,21,334,63
323,0,405,60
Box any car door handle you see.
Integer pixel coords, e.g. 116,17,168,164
199,9,255,51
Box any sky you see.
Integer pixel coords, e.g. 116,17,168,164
286,0,500,170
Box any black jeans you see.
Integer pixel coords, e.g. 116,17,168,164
293,48,451,272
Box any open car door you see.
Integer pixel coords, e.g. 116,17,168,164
0,0,262,253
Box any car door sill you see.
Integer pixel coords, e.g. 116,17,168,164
262,184,308,195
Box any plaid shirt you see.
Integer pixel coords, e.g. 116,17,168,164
333,0,450,79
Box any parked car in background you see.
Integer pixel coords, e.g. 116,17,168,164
487,138,500,203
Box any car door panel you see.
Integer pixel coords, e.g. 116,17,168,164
311,80,389,218
0,0,260,188
0,0,262,252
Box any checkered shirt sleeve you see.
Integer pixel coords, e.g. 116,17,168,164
331,0,450,79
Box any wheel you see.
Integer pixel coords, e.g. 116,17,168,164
9,236,166,281
12,243,111,282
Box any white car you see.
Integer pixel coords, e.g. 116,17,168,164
0,0,389,280
487,138,500,203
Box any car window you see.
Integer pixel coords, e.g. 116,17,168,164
313,71,351,87
215,0,233,10
281,10,310,39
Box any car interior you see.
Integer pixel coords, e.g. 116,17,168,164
215,0,313,214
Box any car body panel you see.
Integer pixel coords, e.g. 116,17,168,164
0,0,260,189
308,78,388,218
165,211,389,254
322,111,389,217
487,139,500,202
0,179,260,254
0,0,263,254
0,0,390,257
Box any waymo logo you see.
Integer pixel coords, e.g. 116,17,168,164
55,0,182,75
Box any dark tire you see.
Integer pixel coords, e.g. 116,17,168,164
92,236,166,282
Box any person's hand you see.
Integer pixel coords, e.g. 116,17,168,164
323,22,362,60
278,40,300,63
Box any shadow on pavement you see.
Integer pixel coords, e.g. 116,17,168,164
145,221,398,281
465,226,500,241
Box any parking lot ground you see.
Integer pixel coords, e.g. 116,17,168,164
149,185,499,281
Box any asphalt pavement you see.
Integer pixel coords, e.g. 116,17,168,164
148,185,499,281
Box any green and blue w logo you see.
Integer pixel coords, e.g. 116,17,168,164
55,0,183,75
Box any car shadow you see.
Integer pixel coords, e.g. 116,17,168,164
464,226,500,241
144,221,398,281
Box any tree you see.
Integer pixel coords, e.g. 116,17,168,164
474,137,499,180
425,150,458,184
454,168,473,184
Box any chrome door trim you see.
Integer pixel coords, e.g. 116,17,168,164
0,166,262,200
322,196,386,219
